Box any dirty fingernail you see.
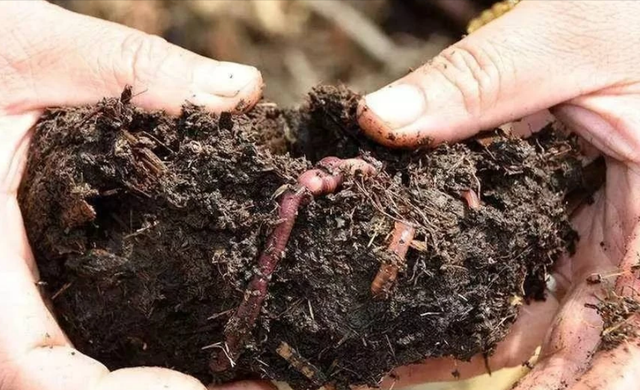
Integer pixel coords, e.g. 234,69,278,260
197,61,261,98
363,84,427,130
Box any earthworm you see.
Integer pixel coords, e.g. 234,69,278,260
211,157,375,372
461,189,481,209
210,191,302,372
371,221,416,299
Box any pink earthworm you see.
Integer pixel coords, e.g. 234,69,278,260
371,221,416,299
461,189,481,209
211,157,375,372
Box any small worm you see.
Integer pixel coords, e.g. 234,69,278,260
461,189,481,209
210,191,302,372
371,221,416,299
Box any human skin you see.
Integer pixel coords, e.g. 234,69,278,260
0,1,272,390
4,1,640,390
357,1,640,390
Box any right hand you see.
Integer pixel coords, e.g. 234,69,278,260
357,1,640,390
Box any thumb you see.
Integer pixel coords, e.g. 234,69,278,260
2,1,263,115
357,1,632,148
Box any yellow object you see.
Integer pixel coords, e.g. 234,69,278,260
402,364,530,390
467,0,521,34
275,347,540,390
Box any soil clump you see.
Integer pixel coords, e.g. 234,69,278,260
20,86,584,389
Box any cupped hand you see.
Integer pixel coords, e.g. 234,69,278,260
358,1,640,389
0,1,267,389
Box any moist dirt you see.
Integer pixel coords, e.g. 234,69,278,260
20,86,585,389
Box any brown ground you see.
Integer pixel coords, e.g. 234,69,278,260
19,86,586,389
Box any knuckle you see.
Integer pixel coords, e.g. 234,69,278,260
430,43,503,118
117,33,171,88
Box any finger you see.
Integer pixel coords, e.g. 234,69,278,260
501,110,555,139
1,113,67,363
509,283,605,390
208,380,277,390
567,333,640,390
94,368,205,390
0,116,208,389
357,1,640,148
7,351,206,390
0,112,42,278
566,224,640,390
0,112,40,196
1,1,263,115
615,222,640,294
552,93,640,164
382,296,559,387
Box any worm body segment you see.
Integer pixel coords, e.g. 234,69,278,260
211,157,376,372
371,222,416,299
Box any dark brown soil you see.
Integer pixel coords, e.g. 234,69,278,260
20,86,584,389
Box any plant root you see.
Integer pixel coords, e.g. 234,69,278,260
371,221,416,299
211,157,376,372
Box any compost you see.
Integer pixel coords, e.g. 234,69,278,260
19,86,584,389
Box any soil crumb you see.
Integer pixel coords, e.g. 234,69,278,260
590,294,640,351
19,86,586,389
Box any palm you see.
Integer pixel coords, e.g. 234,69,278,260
0,2,263,389
0,112,81,388
383,94,640,389
0,113,42,293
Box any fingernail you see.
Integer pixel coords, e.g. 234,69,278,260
197,61,261,98
364,84,427,129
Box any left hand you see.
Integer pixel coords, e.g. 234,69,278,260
0,2,266,390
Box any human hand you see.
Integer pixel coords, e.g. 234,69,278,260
357,1,640,389
0,1,266,389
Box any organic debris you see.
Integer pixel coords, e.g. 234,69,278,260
20,85,587,389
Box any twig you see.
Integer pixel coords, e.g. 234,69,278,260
51,282,73,300
276,341,327,386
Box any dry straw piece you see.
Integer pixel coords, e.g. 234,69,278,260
467,0,521,34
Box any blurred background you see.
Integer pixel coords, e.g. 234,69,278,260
53,0,496,107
